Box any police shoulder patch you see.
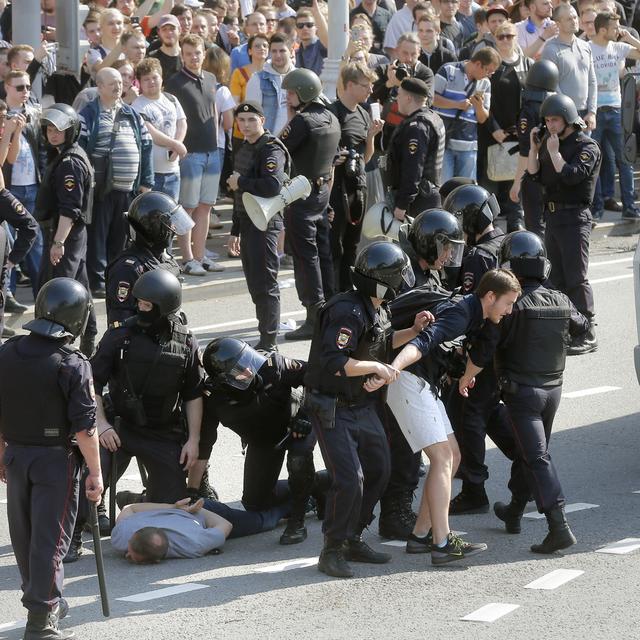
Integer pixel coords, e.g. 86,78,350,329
519,118,528,132
116,281,131,303
336,327,353,349
462,272,474,292
64,175,76,192
281,125,290,140
265,155,278,172
579,150,591,162
408,138,418,154
13,201,24,214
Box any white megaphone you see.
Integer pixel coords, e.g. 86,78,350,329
361,202,412,242
242,176,312,231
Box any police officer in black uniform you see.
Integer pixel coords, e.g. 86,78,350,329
306,241,433,577
441,183,520,514
105,191,190,327
528,93,601,355
90,269,203,507
378,209,464,540
227,101,290,353
198,337,327,545
280,68,342,340
512,60,559,240
458,231,589,553
34,103,98,358
0,278,102,640
386,77,446,220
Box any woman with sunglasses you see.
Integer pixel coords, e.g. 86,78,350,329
478,23,532,232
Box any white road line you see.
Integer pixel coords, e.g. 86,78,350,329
253,557,318,573
562,386,621,399
381,540,406,547
590,274,633,285
589,257,633,267
524,503,599,519
461,603,520,623
191,310,305,334
121,474,141,481
524,569,584,590
0,620,25,632
633,490,640,494
595,538,640,555
117,583,209,602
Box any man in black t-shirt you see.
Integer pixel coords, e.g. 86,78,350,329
149,14,183,82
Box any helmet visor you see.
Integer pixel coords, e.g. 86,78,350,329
42,109,74,132
484,193,500,220
225,346,267,390
169,204,195,236
436,237,464,268
401,260,416,290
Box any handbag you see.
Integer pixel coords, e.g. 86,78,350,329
487,141,519,182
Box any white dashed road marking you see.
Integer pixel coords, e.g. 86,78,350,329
461,603,520,623
562,386,621,399
117,583,209,602
595,538,640,555
253,557,318,573
589,257,633,267
590,274,633,285
524,569,584,590
0,620,25,632
524,503,599,519
191,310,305,334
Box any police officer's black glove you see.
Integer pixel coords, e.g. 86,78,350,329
289,414,312,438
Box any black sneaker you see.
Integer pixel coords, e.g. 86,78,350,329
622,208,640,220
406,530,432,554
431,532,487,566
449,490,490,515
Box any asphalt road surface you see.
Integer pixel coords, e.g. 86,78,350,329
1,227,639,640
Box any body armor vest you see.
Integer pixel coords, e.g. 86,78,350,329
305,291,392,402
0,337,73,445
470,232,503,264
110,321,191,433
106,245,181,281
495,285,571,387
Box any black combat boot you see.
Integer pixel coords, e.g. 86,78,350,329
530,506,577,554
280,453,315,545
449,482,490,515
318,537,353,578
344,535,392,564
494,495,528,533
97,500,111,536
23,608,75,640
199,466,219,500
378,491,417,540
62,524,83,564
284,303,322,341
567,320,597,356
116,490,145,510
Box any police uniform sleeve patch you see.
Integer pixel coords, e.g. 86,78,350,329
265,156,278,172
64,175,76,192
13,201,24,214
281,125,290,140
408,139,418,154
462,272,474,291
519,118,528,133
579,150,591,162
116,281,131,302
336,327,353,349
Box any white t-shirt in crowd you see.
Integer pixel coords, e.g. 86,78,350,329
215,84,236,149
11,131,36,186
589,40,632,108
132,92,186,174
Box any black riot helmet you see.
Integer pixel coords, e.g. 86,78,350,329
127,191,194,251
351,241,415,301
526,60,559,93
408,209,464,268
41,103,81,149
203,337,267,390
443,184,500,237
540,93,585,129
439,177,476,201
282,68,322,103
132,269,182,317
23,277,91,340
499,230,550,281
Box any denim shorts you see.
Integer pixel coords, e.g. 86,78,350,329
154,172,180,201
179,151,221,209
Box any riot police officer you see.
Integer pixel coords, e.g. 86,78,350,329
198,337,326,545
280,68,342,340
529,93,601,355
458,231,589,553
305,241,431,577
105,191,191,327
227,101,290,353
441,183,519,514
386,77,446,220
512,60,559,239
0,278,102,640
378,209,464,540
90,269,203,509
34,103,98,358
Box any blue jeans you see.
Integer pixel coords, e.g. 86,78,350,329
153,172,180,200
8,183,42,298
592,107,636,216
442,148,477,183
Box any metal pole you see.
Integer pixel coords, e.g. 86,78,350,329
320,0,349,101
11,0,42,99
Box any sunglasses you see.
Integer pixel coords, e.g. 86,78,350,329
11,84,31,91
497,33,516,39
296,22,315,28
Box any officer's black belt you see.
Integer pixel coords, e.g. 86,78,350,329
546,201,584,213
308,389,367,409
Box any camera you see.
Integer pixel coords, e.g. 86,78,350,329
394,62,410,82
130,16,140,26
344,148,362,178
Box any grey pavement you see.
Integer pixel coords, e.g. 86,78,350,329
1,222,640,640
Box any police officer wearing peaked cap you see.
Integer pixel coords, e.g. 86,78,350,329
305,241,433,578
527,93,601,355
34,103,98,357
280,68,342,341
0,278,103,640
386,77,446,222
105,191,190,328
458,231,589,554
227,101,290,353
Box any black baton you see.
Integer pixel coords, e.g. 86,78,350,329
89,501,110,617
109,417,120,530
